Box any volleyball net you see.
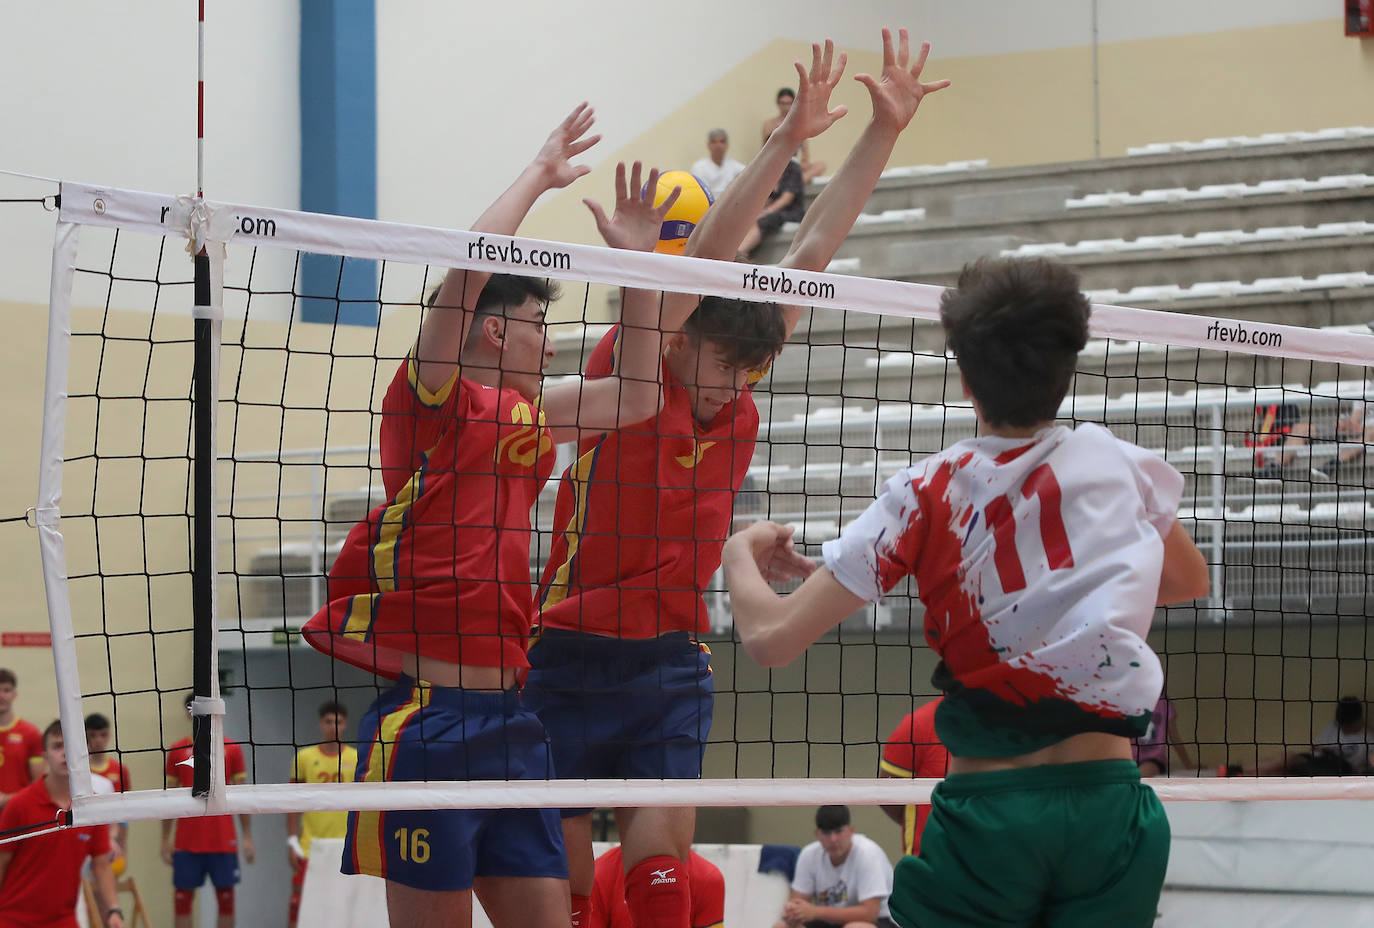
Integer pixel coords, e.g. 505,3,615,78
22,180,1374,834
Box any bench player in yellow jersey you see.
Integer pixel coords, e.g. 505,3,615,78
286,701,358,928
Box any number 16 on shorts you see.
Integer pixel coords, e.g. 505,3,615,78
394,827,431,864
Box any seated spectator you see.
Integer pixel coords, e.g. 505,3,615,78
1132,692,1195,777
763,87,827,184
878,698,949,856
1224,696,1373,776
734,157,804,260
1253,398,1371,480
588,843,724,928
773,805,896,928
691,129,746,197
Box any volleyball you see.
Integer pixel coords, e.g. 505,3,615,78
649,170,714,255
111,855,126,877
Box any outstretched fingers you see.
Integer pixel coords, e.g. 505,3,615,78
910,35,930,78
657,184,682,217
582,197,610,231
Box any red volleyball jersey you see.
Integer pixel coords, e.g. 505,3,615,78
89,755,131,793
590,846,725,928
303,357,556,675
0,778,111,928
164,737,247,854
881,699,949,856
0,719,42,796
539,327,758,638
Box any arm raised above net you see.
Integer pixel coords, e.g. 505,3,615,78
653,41,850,329
541,162,679,444
778,28,950,336
414,104,601,396
687,40,846,264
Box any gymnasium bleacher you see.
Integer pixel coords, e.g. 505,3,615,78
223,127,1374,643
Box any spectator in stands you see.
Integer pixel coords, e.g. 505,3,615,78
691,129,746,197
773,805,896,928
1224,696,1373,776
878,698,949,857
733,156,805,260
1132,692,1195,777
763,87,827,184
0,720,125,928
1254,398,1371,480
0,668,44,811
588,843,725,928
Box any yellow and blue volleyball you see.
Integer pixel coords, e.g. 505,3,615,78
648,170,714,255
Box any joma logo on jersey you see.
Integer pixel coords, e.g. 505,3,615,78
650,867,678,885
674,440,716,469
496,402,553,467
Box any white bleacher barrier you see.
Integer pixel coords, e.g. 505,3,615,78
813,158,988,185
297,840,792,928
1066,174,1374,209
1127,126,1374,155
1001,222,1374,260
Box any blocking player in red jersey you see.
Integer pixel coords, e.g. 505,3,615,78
878,699,949,858
302,100,687,928
723,257,1211,927
0,669,43,811
162,693,252,928
85,713,131,862
590,846,724,928
0,721,125,928
530,30,949,928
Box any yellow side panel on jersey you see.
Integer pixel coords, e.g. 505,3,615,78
903,803,917,856
371,459,428,594
541,444,600,609
880,758,914,778
342,593,378,642
352,684,432,877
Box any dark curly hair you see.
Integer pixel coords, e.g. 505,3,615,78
940,257,1090,427
683,296,786,371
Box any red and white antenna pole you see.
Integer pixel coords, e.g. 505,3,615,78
197,0,205,199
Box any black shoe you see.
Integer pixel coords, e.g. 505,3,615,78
1314,459,1338,479
1254,463,1285,480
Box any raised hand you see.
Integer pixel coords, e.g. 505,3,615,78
855,28,950,131
584,161,682,252
778,39,850,144
532,102,602,190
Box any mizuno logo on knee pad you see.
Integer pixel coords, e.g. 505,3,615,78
650,868,678,884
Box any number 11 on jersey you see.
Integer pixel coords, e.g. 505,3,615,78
984,463,1074,593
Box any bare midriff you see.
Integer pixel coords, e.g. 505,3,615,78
399,654,517,692
948,731,1133,775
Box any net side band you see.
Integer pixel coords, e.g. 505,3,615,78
56,180,1374,368
63,777,1374,830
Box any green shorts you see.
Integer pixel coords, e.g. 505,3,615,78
890,759,1169,928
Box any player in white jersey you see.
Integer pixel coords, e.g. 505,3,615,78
722,256,1210,927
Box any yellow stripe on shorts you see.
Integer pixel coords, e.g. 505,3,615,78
352,682,432,877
